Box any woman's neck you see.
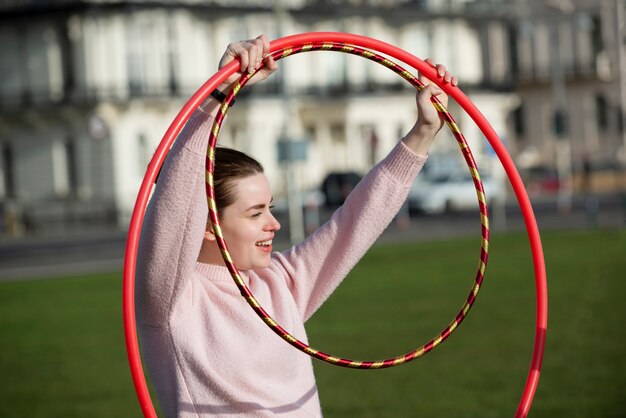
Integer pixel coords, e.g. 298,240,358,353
197,239,226,266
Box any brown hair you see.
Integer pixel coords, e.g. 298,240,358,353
213,147,264,216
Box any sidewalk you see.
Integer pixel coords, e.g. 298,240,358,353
1,193,623,282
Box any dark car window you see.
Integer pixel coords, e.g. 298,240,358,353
321,171,363,207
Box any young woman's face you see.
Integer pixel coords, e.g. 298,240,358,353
218,173,281,270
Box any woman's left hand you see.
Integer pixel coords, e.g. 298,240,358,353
414,58,458,135
402,59,458,155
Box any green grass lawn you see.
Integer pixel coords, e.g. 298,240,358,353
0,229,624,417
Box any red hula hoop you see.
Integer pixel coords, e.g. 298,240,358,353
123,32,547,418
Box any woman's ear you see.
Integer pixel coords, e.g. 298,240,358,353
204,222,217,241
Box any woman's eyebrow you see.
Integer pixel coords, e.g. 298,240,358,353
245,197,274,212
246,203,266,211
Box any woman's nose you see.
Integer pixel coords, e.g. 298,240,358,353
267,213,281,231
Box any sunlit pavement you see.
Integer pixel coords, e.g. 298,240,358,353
0,193,623,282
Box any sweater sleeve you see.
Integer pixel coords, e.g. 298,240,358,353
270,141,427,321
135,110,214,327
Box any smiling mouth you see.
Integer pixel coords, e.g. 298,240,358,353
255,240,272,247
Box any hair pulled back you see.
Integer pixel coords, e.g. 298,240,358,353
213,147,264,216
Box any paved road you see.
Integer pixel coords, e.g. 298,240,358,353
0,193,623,282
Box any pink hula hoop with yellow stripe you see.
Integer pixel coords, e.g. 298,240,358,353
123,32,547,418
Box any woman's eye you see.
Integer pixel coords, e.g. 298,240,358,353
251,204,273,218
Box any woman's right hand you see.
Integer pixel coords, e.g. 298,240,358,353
200,34,278,113
217,34,278,91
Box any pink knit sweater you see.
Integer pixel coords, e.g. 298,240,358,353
136,111,426,417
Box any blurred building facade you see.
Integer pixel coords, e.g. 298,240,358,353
499,0,626,202
0,0,622,236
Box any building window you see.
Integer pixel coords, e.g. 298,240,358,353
126,22,146,95
595,94,608,131
1,142,15,198
360,124,378,165
65,138,78,196
137,133,150,175
124,11,175,97
507,24,519,79
590,16,602,59
512,104,525,137
0,27,25,103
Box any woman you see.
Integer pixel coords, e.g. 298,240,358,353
136,34,457,417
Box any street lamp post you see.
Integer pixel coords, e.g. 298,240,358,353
274,0,306,244
615,0,626,163
547,0,575,214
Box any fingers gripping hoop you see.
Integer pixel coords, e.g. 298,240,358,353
123,32,547,418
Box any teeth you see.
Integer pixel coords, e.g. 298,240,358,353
256,240,272,247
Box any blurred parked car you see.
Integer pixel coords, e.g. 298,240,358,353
525,166,560,196
408,170,505,214
321,171,363,207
